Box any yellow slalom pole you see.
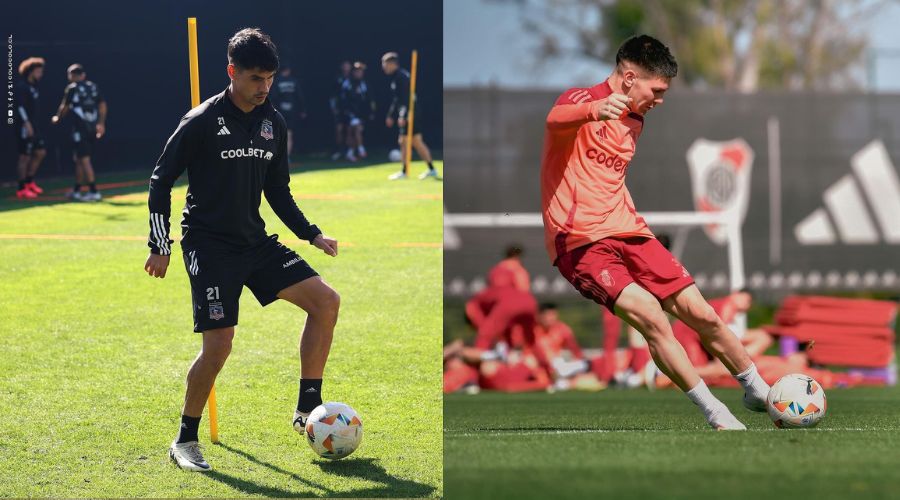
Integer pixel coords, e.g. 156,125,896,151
403,50,418,176
187,17,219,444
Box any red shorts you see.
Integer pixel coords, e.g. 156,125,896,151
555,237,694,312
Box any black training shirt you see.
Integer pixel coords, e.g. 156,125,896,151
387,68,415,120
271,76,306,121
63,80,104,127
147,88,321,255
14,80,39,128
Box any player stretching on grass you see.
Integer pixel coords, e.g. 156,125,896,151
145,28,340,471
541,35,769,430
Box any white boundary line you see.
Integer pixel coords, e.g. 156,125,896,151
444,427,881,437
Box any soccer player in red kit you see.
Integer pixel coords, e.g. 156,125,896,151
487,246,531,292
540,35,769,430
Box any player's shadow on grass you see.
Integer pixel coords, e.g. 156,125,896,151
205,470,326,498
212,442,435,498
314,457,437,498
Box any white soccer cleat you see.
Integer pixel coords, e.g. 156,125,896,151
169,441,211,471
708,408,747,431
292,410,310,436
388,171,407,180
418,169,438,180
742,392,768,412
85,192,102,202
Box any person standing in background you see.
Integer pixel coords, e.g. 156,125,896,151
52,63,107,202
13,57,47,199
270,65,306,158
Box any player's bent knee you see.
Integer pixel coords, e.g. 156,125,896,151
318,288,341,320
689,303,722,334
640,312,673,343
300,285,340,323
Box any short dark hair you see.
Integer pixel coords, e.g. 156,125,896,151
539,302,558,312
18,57,44,77
228,28,279,72
505,245,523,258
615,34,677,79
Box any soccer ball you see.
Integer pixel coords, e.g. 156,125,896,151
388,149,402,162
305,402,363,459
766,374,827,429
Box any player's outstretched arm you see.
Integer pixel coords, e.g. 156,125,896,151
52,83,75,124
546,90,632,130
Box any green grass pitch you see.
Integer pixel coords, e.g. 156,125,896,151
0,160,443,497
445,386,900,499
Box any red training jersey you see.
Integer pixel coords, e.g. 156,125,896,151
487,257,531,292
540,80,654,263
535,321,584,360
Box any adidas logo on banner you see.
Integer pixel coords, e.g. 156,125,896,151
795,140,900,245
217,126,231,136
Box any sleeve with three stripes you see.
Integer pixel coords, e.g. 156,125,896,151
147,113,201,255
546,87,597,131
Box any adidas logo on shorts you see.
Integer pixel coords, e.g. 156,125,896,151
217,125,231,136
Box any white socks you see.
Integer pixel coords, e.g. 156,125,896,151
686,380,746,430
686,379,721,414
735,363,770,402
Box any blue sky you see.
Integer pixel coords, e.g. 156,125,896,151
445,0,900,91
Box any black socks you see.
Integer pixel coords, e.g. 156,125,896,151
176,414,201,444
297,378,323,413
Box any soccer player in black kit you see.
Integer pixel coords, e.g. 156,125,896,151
270,65,306,158
382,52,438,180
339,62,375,162
14,57,47,199
144,28,340,472
51,64,108,202
329,61,352,161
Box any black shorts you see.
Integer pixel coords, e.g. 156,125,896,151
182,235,318,333
72,125,96,159
398,109,423,137
17,127,45,155
343,113,363,128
